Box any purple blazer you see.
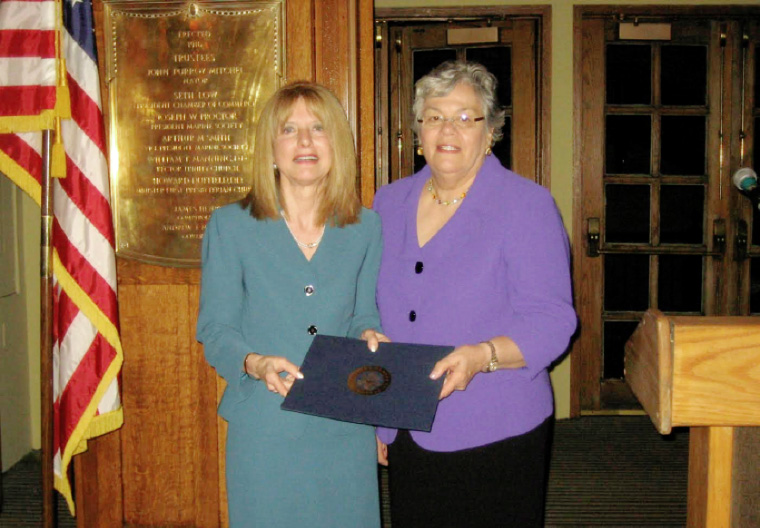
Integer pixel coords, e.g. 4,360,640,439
374,156,577,452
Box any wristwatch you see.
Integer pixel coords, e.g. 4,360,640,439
482,340,498,372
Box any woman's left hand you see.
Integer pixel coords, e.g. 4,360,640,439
360,328,391,352
429,344,489,400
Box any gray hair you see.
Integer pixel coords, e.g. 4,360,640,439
412,60,505,144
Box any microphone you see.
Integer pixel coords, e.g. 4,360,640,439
732,167,760,207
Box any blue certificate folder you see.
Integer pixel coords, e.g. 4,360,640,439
281,335,453,431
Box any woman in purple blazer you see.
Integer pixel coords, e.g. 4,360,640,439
374,61,577,527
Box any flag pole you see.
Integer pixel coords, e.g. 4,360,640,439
40,128,58,528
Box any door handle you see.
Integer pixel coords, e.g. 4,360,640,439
586,217,600,257
735,219,748,262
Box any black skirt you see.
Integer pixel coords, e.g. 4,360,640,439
387,416,553,528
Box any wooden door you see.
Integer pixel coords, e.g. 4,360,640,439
374,7,550,188
573,7,760,414
74,1,374,526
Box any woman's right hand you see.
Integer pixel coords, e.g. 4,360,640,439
376,437,388,466
244,353,303,396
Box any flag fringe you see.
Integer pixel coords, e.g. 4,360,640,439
0,148,43,204
51,248,123,514
52,250,122,353
0,113,58,134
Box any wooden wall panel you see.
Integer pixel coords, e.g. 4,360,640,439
118,282,219,527
511,20,538,183
286,0,314,82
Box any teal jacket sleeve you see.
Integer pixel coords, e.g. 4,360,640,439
196,211,256,399
347,209,383,339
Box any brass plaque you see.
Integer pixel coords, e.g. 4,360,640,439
104,0,284,266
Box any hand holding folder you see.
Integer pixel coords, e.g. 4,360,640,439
281,335,453,431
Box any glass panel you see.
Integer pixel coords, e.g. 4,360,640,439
658,255,703,313
661,45,707,106
606,44,651,105
756,46,760,108
606,115,651,175
754,116,760,242
660,116,705,176
603,320,640,379
492,115,511,170
466,46,512,107
413,49,457,84
751,258,760,314
604,254,650,311
660,185,704,244
605,184,650,243
413,49,458,174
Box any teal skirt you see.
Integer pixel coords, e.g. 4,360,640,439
225,417,380,527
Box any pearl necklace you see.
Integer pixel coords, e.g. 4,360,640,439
427,178,468,206
281,210,325,249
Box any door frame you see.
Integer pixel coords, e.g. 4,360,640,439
374,6,552,190
571,5,760,417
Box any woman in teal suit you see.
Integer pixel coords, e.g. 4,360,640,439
196,82,387,527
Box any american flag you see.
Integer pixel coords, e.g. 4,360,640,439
0,0,123,515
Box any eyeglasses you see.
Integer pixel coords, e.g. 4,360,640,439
417,113,485,129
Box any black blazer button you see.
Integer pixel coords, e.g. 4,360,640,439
307,325,318,335
415,261,424,274
409,310,416,322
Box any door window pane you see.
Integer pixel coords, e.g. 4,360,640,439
466,46,512,107
413,49,457,84
413,49,458,174
658,255,703,313
492,115,511,169
751,258,760,314
660,185,704,244
606,44,651,105
604,254,650,311
661,45,707,106
606,115,651,175
661,115,706,176
605,184,650,243
755,46,760,108
754,117,760,235
603,320,640,379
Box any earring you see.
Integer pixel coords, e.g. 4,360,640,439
485,147,492,156
273,163,278,170
416,146,423,156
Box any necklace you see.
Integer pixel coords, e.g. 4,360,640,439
427,178,468,206
281,210,325,249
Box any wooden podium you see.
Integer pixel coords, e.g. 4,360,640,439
625,309,760,528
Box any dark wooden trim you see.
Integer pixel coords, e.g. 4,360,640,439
358,0,375,207
375,5,554,21
570,6,584,418
572,12,605,413
374,6,552,189
538,6,552,189
578,4,760,19
572,5,760,415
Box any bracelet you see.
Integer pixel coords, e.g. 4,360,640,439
481,340,498,372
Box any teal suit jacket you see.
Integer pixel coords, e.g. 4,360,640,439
196,202,383,438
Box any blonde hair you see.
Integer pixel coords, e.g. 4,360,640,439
241,82,360,226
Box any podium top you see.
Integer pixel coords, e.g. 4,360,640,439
625,309,760,434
